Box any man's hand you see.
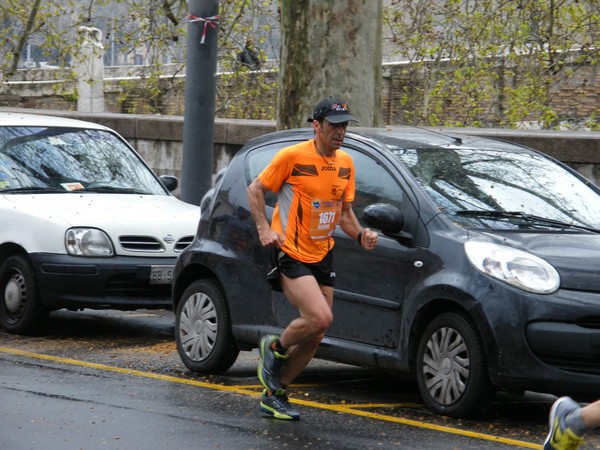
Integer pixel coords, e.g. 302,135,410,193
258,227,284,248
361,227,379,250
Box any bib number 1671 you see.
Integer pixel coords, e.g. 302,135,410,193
319,211,337,225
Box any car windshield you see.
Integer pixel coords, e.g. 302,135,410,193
0,126,166,195
391,146,600,231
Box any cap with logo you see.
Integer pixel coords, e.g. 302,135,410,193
308,96,357,124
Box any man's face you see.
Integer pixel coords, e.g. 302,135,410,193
314,119,348,152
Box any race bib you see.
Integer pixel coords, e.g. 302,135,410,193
309,199,342,240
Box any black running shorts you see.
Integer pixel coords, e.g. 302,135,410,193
267,248,336,291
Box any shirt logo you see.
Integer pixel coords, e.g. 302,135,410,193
312,200,321,209
338,167,351,179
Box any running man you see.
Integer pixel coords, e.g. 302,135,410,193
247,96,379,420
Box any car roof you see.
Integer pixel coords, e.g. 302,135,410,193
243,126,534,155
354,127,534,153
0,112,109,130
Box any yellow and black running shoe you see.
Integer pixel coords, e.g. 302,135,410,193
260,389,300,420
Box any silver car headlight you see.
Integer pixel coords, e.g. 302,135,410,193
465,241,560,294
65,228,114,257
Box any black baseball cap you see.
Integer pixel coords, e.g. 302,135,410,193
308,96,357,124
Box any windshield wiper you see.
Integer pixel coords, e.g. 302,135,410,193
456,210,600,233
82,186,151,195
1,186,66,193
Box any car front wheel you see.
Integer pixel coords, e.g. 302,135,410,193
175,279,239,374
0,254,48,334
416,311,494,418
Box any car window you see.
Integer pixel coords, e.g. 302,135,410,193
394,147,600,229
0,126,166,194
246,141,301,208
343,148,404,224
247,145,280,181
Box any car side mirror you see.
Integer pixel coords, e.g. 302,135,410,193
160,175,178,192
363,203,413,244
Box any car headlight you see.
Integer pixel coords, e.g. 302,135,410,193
464,241,560,294
65,228,114,257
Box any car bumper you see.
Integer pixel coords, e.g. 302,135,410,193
482,287,600,395
526,321,600,370
31,253,176,310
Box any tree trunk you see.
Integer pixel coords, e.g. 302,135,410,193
278,0,383,129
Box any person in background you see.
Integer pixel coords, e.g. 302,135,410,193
544,396,600,449
237,37,261,70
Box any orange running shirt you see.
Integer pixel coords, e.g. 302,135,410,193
258,139,355,263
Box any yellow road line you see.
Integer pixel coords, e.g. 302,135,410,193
0,346,541,449
339,402,421,409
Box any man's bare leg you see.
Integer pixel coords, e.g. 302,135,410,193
278,274,333,387
581,399,600,429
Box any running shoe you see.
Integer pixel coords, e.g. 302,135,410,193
260,389,300,420
544,396,584,450
257,334,288,391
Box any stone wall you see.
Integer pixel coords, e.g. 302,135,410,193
379,59,600,126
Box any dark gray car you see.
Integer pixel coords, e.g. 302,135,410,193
172,127,600,418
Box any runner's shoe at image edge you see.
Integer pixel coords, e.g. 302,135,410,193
260,389,300,420
544,396,584,450
257,334,288,391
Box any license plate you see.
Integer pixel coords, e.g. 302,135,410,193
150,265,174,284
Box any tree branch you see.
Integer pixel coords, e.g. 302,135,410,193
7,0,43,77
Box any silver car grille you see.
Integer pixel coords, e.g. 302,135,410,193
119,235,194,253
120,235,164,252
175,236,194,252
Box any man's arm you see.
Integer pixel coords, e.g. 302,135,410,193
247,178,284,248
338,202,378,250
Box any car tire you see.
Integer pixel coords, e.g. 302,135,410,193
416,311,494,418
0,254,48,334
175,279,239,374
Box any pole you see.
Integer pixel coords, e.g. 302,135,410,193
181,0,219,205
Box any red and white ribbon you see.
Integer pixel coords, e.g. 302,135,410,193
186,14,219,44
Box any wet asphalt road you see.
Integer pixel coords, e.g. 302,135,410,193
0,309,597,449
